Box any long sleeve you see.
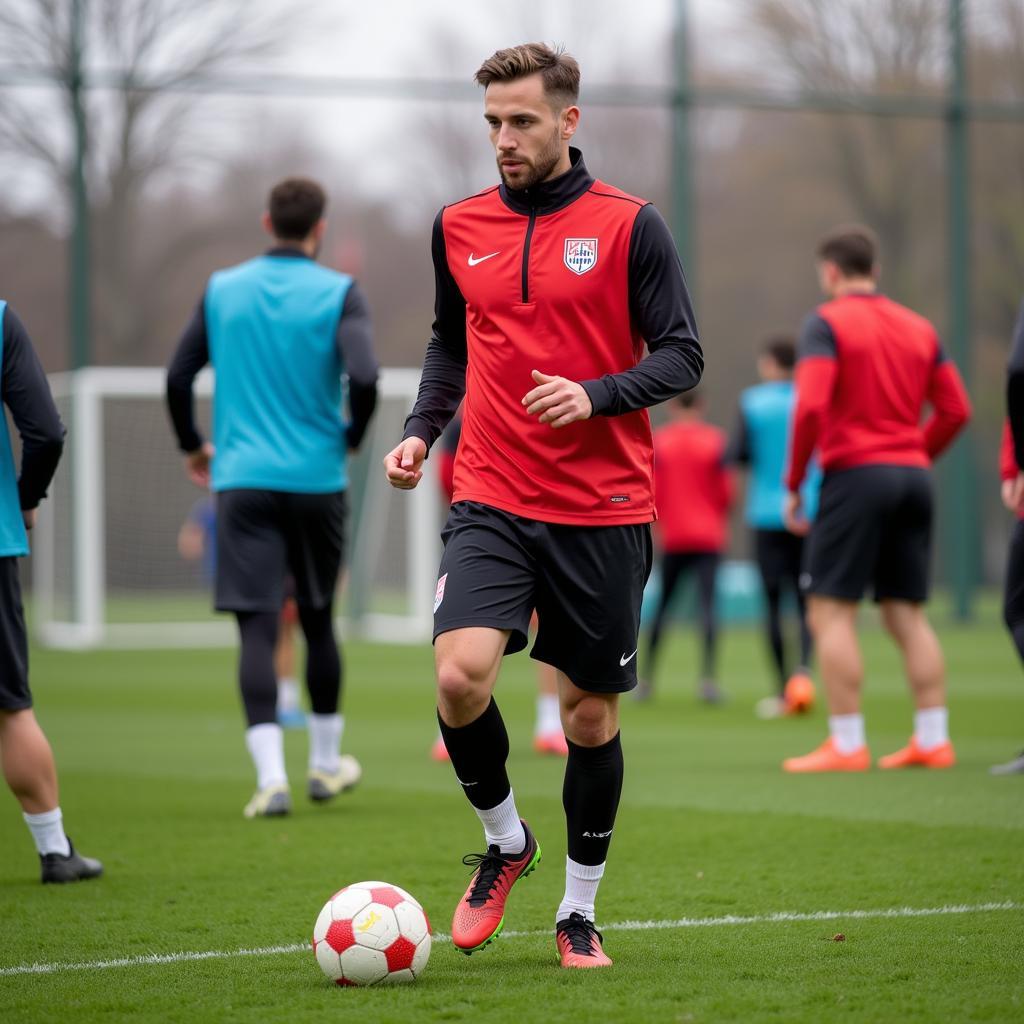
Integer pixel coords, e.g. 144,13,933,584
336,282,379,450
922,347,971,460
166,296,209,453
0,307,65,509
1000,420,1018,481
1007,300,1024,467
402,210,468,451
724,406,751,465
581,204,703,416
786,313,838,492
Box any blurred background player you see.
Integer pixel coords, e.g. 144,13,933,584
177,497,305,728
996,296,1024,776
431,413,567,759
638,390,733,704
166,177,378,816
727,337,819,718
782,225,971,773
0,301,102,883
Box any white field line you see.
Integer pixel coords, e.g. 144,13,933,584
1,901,1019,979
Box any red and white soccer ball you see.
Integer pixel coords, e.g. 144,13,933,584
312,881,431,986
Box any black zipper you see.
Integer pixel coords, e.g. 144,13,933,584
521,208,537,303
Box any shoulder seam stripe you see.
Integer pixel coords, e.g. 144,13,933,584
586,187,648,208
444,186,500,211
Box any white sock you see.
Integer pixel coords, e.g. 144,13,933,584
535,694,561,736
476,791,526,855
829,713,866,754
556,857,605,924
914,706,949,750
245,723,287,790
277,678,301,714
308,713,344,774
23,807,71,857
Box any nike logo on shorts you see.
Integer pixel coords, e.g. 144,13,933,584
619,648,638,667
468,251,500,266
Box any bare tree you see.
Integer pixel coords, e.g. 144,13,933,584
0,0,305,360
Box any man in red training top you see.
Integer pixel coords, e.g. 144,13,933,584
996,297,1024,776
783,225,970,773
638,391,733,703
383,43,701,967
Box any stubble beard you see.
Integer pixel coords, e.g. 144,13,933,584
498,128,563,191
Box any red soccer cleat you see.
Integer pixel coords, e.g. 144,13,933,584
878,738,956,770
533,730,569,757
430,736,451,762
451,821,541,953
782,737,870,773
556,912,613,969
784,672,816,714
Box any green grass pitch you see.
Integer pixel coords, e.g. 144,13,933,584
1,611,1022,1023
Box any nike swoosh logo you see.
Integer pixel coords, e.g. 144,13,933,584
619,649,638,667
468,251,499,266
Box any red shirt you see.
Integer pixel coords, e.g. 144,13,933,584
403,150,702,527
787,293,971,490
654,420,734,552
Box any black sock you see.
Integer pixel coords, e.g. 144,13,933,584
236,611,279,726
563,732,624,866
299,604,341,715
437,698,511,811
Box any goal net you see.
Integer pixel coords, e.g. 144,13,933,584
32,367,441,649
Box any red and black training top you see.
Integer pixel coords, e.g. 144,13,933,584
786,292,971,492
403,148,702,526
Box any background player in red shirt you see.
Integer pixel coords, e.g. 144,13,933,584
782,226,971,773
995,298,1024,775
639,391,734,704
384,43,701,968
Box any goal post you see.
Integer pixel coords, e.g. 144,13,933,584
32,367,441,649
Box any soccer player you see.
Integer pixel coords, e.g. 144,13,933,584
727,337,819,718
431,412,568,760
384,44,701,968
166,177,378,816
0,301,102,883
638,390,733,704
995,297,1024,776
782,225,971,773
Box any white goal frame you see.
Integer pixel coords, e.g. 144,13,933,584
33,367,440,649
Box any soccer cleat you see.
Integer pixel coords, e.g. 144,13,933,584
308,754,362,802
556,912,613,968
755,695,788,720
878,738,956,770
277,708,307,730
782,738,870,773
784,672,816,714
699,679,726,704
533,730,569,757
451,820,541,954
40,839,103,884
243,783,291,818
990,750,1024,776
430,735,451,762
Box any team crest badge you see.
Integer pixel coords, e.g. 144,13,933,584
564,238,599,275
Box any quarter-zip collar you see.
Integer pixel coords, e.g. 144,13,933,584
499,147,594,216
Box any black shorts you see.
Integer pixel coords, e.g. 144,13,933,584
803,465,932,603
215,490,346,613
754,529,805,593
434,501,653,693
0,557,30,711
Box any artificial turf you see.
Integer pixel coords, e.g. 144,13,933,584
1,612,1022,1022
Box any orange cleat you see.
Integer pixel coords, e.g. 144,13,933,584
557,912,613,968
782,737,870,773
878,738,956,770
784,672,816,714
451,821,541,954
430,736,450,762
534,730,569,757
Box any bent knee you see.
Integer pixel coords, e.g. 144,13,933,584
563,696,617,747
436,659,490,709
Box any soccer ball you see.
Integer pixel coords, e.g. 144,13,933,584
312,881,431,986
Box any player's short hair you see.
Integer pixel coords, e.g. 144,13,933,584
474,43,580,109
268,177,326,240
762,335,796,370
816,225,878,277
